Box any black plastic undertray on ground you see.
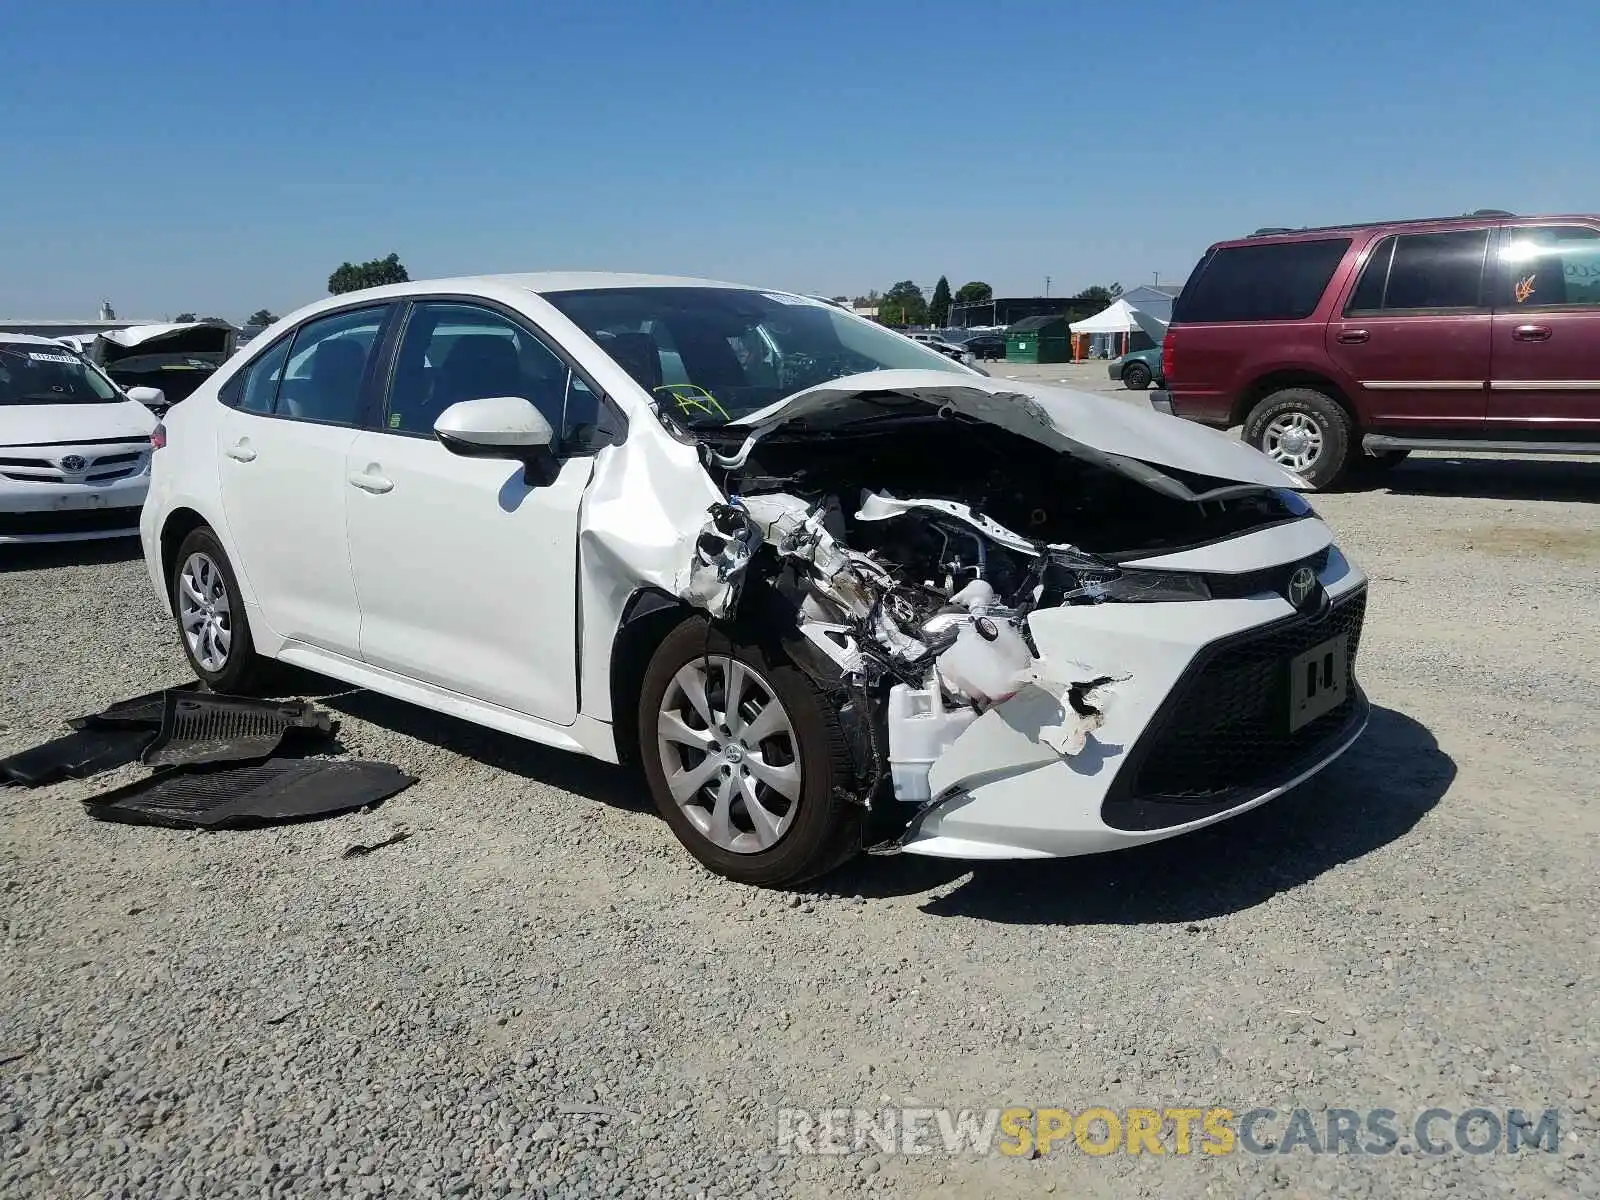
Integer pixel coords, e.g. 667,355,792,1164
0,727,156,787
82,759,417,830
2,688,338,787
140,692,335,768
68,684,200,732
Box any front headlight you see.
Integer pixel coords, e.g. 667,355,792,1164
1045,548,1211,604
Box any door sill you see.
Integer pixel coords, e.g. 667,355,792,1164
1363,434,1600,456
274,644,619,763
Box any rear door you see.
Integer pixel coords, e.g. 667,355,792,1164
213,304,394,653
1326,228,1491,430
1488,222,1600,433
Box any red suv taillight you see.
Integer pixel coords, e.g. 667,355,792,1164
1160,329,1177,386
150,422,167,450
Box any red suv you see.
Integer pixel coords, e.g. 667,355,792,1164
1151,211,1600,487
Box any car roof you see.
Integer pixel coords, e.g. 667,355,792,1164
339,271,763,302
1211,212,1600,250
0,332,76,348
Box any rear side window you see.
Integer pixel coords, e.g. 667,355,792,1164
1172,238,1350,323
1498,225,1600,309
1347,230,1489,314
223,335,291,413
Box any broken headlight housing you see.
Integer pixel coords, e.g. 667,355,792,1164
1052,552,1212,604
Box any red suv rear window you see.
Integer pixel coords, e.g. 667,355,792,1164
1172,238,1351,324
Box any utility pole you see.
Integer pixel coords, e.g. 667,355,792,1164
1044,275,1051,297
1153,271,1159,288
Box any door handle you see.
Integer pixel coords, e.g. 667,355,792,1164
1336,329,1370,344
225,440,256,462
1513,324,1552,342
347,468,394,494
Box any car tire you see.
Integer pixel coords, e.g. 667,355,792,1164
1122,361,1153,390
638,617,863,887
169,526,267,693
1243,388,1353,489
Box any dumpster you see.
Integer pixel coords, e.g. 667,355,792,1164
1004,315,1071,364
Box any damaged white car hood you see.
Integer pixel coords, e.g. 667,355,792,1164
720,370,1306,501
0,399,156,446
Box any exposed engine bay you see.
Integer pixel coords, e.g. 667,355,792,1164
676,412,1310,817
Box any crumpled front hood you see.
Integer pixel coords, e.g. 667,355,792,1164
92,323,233,364
721,370,1306,501
0,399,156,447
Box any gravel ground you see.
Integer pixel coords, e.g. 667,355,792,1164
2,422,1597,1198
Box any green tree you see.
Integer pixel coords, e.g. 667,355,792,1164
954,281,992,303
1073,285,1114,310
174,312,196,322
929,276,952,326
1108,282,1124,300
328,252,410,295
881,280,927,327
246,308,279,327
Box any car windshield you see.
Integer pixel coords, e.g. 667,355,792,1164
542,286,971,427
0,343,121,405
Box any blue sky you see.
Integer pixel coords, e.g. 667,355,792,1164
3,0,1595,321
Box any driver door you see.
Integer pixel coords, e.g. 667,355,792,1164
343,300,610,725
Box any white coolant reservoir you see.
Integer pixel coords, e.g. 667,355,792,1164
886,684,980,803
936,616,1037,705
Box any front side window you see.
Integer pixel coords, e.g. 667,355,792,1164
1347,230,1488,314
1171,238,1350,324
273,307,388,426
1499,225,1600,309
543,287,969,428
0,342,121,405
383,302,600,449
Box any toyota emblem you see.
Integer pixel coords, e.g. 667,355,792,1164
60,454,87,472
1286,566,1317,610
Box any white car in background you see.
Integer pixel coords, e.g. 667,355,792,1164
139,274,1369,886
0,334,160,544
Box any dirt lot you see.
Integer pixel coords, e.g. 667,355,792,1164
2,408,1597,1198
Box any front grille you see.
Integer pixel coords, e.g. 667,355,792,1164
1103,588,1367,831
0,507,142,536
0,447,147,484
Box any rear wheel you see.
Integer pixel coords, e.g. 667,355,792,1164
1243,388,1353,489
170,527,267,693
1122,361,1153,390
638,618,862,887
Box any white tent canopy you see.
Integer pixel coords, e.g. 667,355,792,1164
1069,297,1164,337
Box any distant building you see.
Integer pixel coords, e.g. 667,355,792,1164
1119,284,1183,325
0,318,163,339
947,296,1098,330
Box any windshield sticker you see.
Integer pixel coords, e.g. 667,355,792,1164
27,352,78,364
654,383,730,420
1514,274,1537,304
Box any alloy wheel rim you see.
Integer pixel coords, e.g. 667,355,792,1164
1262,412,1325,472
177,552,233,673
656,656,800,854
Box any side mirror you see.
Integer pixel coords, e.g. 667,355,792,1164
434,395,555,464
126,386,166,410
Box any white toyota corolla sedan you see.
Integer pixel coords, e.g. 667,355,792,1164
1,334,161,544
140,274,1369,885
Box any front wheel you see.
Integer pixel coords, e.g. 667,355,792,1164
1122,361,1153,390
1243,388,1353,489
638,618,863,887
170,526,268,693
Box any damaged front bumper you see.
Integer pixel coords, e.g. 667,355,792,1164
878,550,1370,860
